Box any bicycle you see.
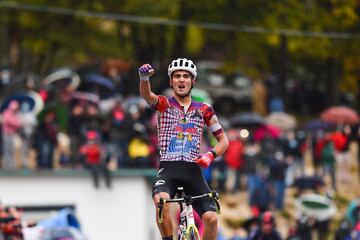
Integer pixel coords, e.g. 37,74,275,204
157,187,221,240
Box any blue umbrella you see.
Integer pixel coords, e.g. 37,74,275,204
1,93,35,112
85,73,115,90
303,119,333,132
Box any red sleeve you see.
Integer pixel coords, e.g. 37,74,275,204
202,104,215,126
201,103,224,137
152,95,169,113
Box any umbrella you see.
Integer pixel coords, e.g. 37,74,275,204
0,91,44,114
44,68,81,91
101,58,131,75
295,193,337,221
85,73,115,90
253,124,282,142
266,111,297,131
4,72,41,94
27,90,45,114
123,96,149,111
320,106,359,125
1,94,35,112
229,112,265,128
71,91,99,105
292,176,325,191
302,119,333,132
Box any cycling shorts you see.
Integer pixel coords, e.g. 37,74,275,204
152,161,218,216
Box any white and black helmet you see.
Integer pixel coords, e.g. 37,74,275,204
168,58,197,79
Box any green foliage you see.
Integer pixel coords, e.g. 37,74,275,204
0,0,359,105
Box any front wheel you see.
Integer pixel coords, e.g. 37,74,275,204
188,226,201,240
177,224,186,240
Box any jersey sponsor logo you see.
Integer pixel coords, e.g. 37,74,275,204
167,136,197,155
191,110,202,119
174,122,197,134
157,168,164,177
154,180,166,187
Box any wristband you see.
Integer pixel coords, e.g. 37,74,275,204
210,149,217,158
139,75,150,81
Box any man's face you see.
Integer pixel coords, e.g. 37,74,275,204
170,70,194,98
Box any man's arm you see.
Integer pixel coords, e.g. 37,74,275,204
196,114,229,168
139,64,158,106
212,131,229,158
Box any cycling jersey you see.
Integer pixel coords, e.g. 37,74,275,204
152,95,223,162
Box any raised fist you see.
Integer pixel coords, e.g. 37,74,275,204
138,64,154,81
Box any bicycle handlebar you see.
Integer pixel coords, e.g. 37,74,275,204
157,190,221,223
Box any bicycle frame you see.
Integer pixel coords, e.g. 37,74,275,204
178,203,200,240
157,188,220,240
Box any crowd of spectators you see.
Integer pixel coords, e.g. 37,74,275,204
0,59,360,239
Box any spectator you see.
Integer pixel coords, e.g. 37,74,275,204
80,130,111,189
68,103,86,167
269,151,288,210
295,214,312,240
336,125,352,183
18,102,37,169
251,172,273,213
321,138,337,191
224,129,245,193
312,130,326,177
283,130,304,186
335,219,352,240
33,111,59,169
244,138,261,207
127,124,152,168
248,211,282,240
108,100,132,168
1,100,21,169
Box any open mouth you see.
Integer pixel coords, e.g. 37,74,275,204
178,84,186,90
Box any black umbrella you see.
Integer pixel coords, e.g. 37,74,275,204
303,119,333,132
229,112,265,128
3,72,41,96
292,176,325,191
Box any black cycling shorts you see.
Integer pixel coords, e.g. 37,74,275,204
152,161,218,216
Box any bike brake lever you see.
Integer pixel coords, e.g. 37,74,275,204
157,198,164,223
210,191,221,214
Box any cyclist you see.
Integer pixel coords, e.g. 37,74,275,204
139,58,229,240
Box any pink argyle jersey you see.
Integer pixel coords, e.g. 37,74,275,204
152,95,223,162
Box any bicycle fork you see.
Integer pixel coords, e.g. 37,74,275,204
182,204,200,239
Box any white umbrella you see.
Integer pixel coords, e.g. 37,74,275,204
44,68,81,91
266,111,297,131
295,193,337,221
27,90,45,114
